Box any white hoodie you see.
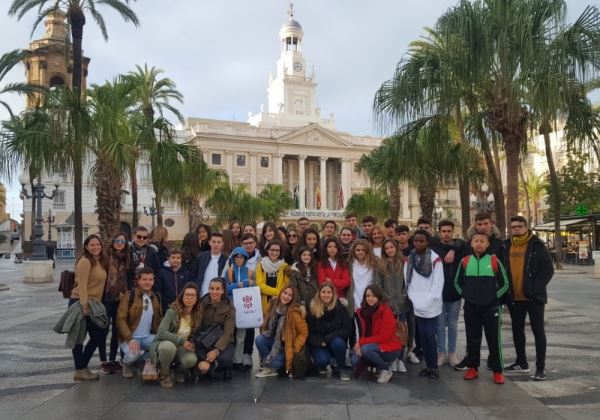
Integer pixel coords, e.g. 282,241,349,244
406,250,444,318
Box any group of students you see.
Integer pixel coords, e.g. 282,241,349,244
58,211,553,388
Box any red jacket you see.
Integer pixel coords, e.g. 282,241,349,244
355,303,402,353
317,261,350,298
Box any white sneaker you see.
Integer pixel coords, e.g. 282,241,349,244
142,360,158,381
122,363,134,379
255,367,278,378
397,360,407,373
407,351,420,364
437,353,447,367
242,354,253,368
377,369,393,384
448,353,460,367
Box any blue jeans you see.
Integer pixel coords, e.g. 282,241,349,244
255,334,285,370
119,335,155,365
436,300,461,354
416,316,439,369
310,336,348,369
351,343,402,371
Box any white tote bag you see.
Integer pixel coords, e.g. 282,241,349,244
232,286,264,329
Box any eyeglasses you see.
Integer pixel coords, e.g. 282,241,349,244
242,241,255,246
114,239,127,244
288,234,297,238
136,235,148,240
143,298,150,311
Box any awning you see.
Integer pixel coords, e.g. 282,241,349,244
534,218,588,231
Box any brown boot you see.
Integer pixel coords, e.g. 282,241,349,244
160,374,174,389
74,368,99,381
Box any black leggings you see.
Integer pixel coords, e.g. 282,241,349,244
243,328,255,356
98,301,119,362
69,299,108,370
509,300,546,370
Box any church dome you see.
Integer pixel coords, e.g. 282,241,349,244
282,18,302,30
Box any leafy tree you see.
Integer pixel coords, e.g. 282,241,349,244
257,184,295,222
344,188,389,222
0,49,46,117
205,185,262,227
9,0,139,256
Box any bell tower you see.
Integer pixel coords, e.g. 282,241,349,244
248,4,334,129
22,10,91,107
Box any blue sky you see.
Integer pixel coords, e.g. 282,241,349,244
0,0,596,220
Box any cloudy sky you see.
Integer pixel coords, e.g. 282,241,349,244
0,0,595,220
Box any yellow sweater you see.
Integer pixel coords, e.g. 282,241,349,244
256,262,289,316
70,257,107,309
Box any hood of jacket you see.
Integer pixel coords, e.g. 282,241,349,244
228,246,249,265
466,224,502,240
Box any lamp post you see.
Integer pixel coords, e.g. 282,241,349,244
433,201,444,229
472,184,495,214
19,173,59,261
143,197,160,229
43,209,56,241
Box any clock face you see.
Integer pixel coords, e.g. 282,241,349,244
293,61,303,72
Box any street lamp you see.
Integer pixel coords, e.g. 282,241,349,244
43,209,56,241
472,184,495,214
143,197,161,229
433,201,444,229
19,173,59,261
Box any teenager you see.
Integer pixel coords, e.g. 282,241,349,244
384,219,397,240
156,249,191,314
148,225,170,273
195,278,236,381
284,228,300,265
395,225,412,258
221,229,237,257
240,233,262,271
229,220,242,246
99,233,130,374
195,224,211,253
307,282,352,380
369,224,385,258
361,216,377,240
260,221,279,253
243,224,257,236
345,213,364,240
405,230,444,379
339,227,354,260
68,234,108,381
347,240,377,314
454,232,510,384
317,238,350,301
297,217,310,236
151,283,201,388
116,267,162,380
256,240,289,316
321,220,338,242
299,227,321,262
288,246,319,310
351,285,403,384
192,232,227,297
181,232,201,272
255,285,308,377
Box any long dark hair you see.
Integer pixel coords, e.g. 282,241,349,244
229,220,242,245
320,237,346,269
260,221,279,251
295,246,317,279
78,234,104,267
181,232,201,263
360,284,387,309
172,282,203,334
104,232,131,272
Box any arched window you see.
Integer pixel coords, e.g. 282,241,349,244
49,75,65,88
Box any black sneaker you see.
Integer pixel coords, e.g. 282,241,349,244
454,357,469,371
418,368,430,377
504,363,530,374
428,368,439,379
532,369,546,381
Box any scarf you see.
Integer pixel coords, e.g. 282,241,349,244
511,230,533,247
263,306,288,366
362,303,379,337
406,248,433,285
261,258,285,276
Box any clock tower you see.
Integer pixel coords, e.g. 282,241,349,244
248,4,335,129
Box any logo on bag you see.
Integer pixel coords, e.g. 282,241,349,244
243,295,253,309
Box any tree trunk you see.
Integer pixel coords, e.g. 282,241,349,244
503,133,521,220
475,118,507,237
491,133,503,186
187,197,203,232
389,183,401,221
69,10,86,257
29,181,36,241
95,159,123,244
458,175,470,239
155,193,163,227
543,129,563,270
417,182,436,222
518,161,532,225
130,164,139,229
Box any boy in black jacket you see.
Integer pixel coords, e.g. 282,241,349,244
155,249,190,313
454,232,510,384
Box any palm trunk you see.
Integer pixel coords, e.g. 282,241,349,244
503,133,521,220
155,193,164,226
417,182,436,222
29,181,36,241
130,164,139,229
518,162,531,225
69,10,86,256
492,133,503,186
458,175,470,239
188,197,203,231
543,128,563,270
95,159,123,244
389,183,401,221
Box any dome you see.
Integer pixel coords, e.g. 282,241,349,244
282,18,302,30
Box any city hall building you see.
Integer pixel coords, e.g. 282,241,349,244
20,8,462,255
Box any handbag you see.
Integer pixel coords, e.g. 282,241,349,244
196,324,224,350
58,270,75,299
291,344,311,379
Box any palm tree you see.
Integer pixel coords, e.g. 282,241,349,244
0,49,46,117
123,64,184,228
205,185,262,226
9,0,139,256
257,184,295,222
525,173,545,227
344,188,389,222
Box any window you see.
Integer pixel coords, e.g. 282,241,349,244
294,99,304,115
212,153,222,165
260,157,269,168
53,190,66,210
236,155,246,167
354,163,360,173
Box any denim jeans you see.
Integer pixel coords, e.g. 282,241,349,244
310,336,348,369
436,300,461,354
416,316,439,369
351,343,402,371
118,335,155,365
255,334,285,370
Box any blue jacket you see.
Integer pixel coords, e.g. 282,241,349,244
155,266,191,313
226,247,250,294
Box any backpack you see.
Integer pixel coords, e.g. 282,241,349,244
58,270,75,299
461,255,499,273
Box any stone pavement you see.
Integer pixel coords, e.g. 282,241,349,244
0,258,599,419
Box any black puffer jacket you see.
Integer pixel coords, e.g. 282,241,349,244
306,301,352,348
430,237,464,302
504,234,554,304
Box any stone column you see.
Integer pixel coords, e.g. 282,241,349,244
341,158,351,209
307,162,315,209
402,182,411,219
250,152,258,195
298,155,306,209
273,153,284,184
320,156,328,210
224,151,233,187
287,159,294,192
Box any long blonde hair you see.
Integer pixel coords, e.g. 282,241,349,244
378,238,404,277
309,282,338,318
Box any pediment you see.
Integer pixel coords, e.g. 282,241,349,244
276,124,351,148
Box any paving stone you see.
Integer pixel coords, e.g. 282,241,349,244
226,403,349,420
0,401,43,420
550,408,600,420
16,402,117,420
101,402,230,420
348,404,478,420
469,406,564,420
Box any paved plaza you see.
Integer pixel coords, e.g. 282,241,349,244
0,257,599,419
